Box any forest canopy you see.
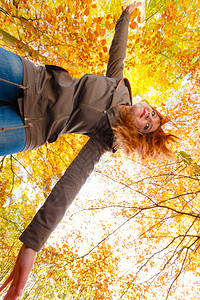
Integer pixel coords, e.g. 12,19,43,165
0,0,199,299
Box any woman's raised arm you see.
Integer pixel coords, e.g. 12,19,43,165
106,1,141,80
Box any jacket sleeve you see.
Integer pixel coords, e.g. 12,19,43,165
106,9,130,80
19,138,106,252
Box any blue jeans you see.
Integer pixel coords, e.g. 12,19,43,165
0,47,26,156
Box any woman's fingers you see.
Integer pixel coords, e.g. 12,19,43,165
126,1,142,14
0,245,23,293
3,285,19,300
0,272,15,293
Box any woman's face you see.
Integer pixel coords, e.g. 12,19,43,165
131,102,161,133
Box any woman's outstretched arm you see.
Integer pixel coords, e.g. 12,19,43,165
106,1,141,80
0,137,106,299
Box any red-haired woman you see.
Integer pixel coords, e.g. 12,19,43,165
0,2,176,299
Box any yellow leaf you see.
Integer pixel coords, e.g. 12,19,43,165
105,20,110,30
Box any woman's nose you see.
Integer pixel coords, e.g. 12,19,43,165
145,112,150,119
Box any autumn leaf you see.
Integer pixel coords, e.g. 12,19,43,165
130,21,137,30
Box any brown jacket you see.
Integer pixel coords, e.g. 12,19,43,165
20,10,132,251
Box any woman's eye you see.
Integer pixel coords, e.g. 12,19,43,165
144,123,150,130
152,110,155,116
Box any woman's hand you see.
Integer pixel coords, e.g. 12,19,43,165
0,244,36,299
125,1,142,14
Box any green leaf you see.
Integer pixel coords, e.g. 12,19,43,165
178,151,193,165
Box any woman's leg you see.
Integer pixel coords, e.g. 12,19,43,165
0,47,26,155
0,47,23,101
0,103,26,155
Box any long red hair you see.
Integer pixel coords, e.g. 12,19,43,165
112,106,178,160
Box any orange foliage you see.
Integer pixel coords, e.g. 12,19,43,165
0,0,199,299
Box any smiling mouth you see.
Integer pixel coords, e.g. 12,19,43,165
140,109,146,118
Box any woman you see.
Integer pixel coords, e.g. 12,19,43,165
0,2,176,299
